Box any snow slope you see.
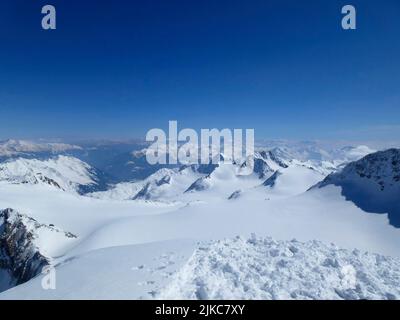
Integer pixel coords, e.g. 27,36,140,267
0,180,184,253
71,185,400,258
0,240,196,300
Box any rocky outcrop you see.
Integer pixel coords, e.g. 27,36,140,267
262,170,282,187
0,208,76,290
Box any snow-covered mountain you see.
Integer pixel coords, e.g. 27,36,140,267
90,165,208,201
256,141,376,163
91,148,327,203
315,148,400,227
1,140,400,300
0,156,108,194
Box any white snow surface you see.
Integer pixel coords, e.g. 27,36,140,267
2,236,399,300
159,236,400,300
0,240,196,300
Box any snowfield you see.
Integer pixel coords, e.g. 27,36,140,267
0,240,196,300
1,236,399,300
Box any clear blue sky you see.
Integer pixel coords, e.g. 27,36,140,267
0,0,399,141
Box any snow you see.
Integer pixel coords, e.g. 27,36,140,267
159,236,400,300
0,156,97,193
0,144,399,300
258,163,324,199
2,236,399,300
316,148,400,227
0,209,77,258
0,240,196,300
71,185,400,258
89,167,204,201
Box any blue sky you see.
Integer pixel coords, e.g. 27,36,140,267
0,0,399,141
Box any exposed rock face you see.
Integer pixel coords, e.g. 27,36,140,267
264,151,289,169
263,170,282,187
132,182,152,200
241,151,288,179
0,208,77,291
132,175,172,200
185,175,212,193
0,209,49,289
228,190,242,200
